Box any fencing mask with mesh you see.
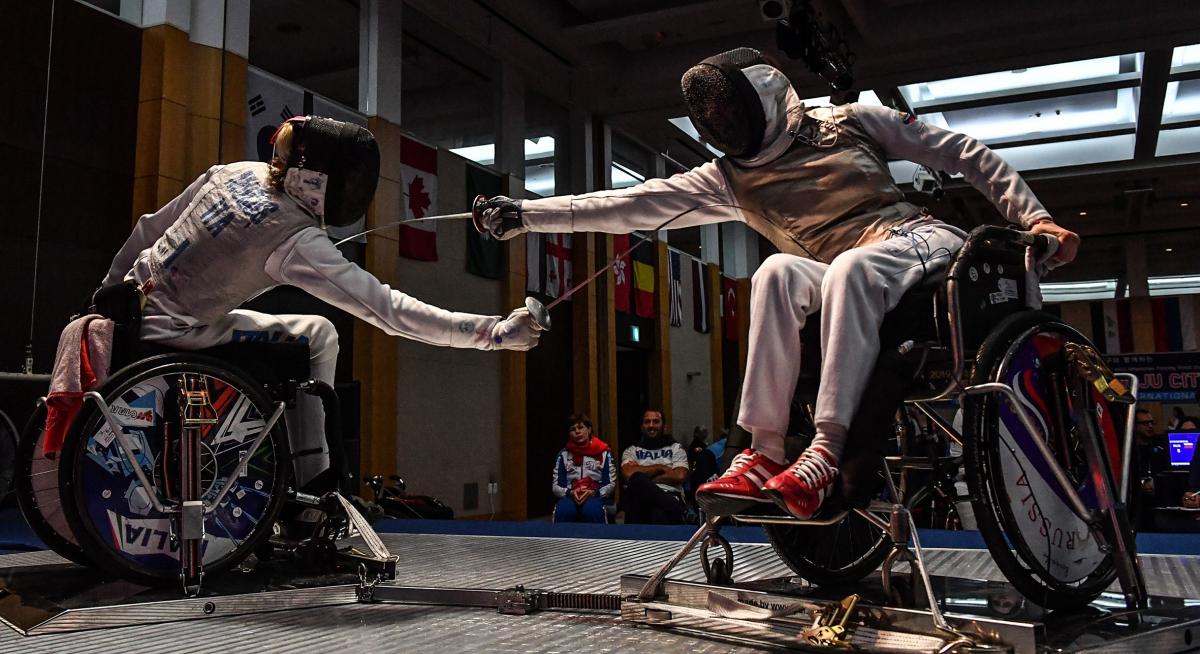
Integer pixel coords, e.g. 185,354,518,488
275,116,380,227
680,47,770,158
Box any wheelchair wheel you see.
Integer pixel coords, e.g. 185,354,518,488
0,410,16,505
964,311,1125,610
58,354,290,587
14,403,91,565
763,509,891,586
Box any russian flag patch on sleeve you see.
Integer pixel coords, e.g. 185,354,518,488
899,111,917,125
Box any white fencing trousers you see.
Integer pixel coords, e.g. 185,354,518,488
738,225,965,459
140,309,339,487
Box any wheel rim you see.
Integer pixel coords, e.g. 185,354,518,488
73,370,281,574
990,328,1110,586
17,405,87,561
770,509,887,576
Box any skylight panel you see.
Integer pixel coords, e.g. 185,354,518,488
920,88,1136,143
988,134,1134,170
1163,80,1200,124
900,55,1127,105
1156,125,1200,157
1171,44,1200,70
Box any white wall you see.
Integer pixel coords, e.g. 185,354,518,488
391,150,504,517
669,251,713,444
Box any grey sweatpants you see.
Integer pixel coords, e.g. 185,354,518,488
738,224,965,461
142,309,339,486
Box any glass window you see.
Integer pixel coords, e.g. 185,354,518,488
612,132,652,190
401,29,494,152
249,0,359,109
524,91,568,198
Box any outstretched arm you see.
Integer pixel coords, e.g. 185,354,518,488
267,228,522,349
855,104,1079,261
102,165,221,286
516,160,743,234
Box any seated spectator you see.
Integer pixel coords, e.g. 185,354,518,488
1178,417,1200,509
552,414,616,523
621,409,688,524
1133,408,1170,529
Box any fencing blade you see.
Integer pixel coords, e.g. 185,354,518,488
333,211,475,246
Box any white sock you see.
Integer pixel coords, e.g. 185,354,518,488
750,429,786,465
810,422,848,464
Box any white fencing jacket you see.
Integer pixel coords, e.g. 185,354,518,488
519,65,1050,263
103,162,502,349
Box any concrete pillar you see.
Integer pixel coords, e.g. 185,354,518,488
1125,235,1149,298
566,107,594,195
494,62,526,188
353,1,406,496
699,224,720,265
358,0,402,124
720,222,759,279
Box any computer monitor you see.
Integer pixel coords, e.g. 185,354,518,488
1167,432,1199,468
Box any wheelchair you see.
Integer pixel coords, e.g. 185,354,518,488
646,225,1144,614
15,283,395,594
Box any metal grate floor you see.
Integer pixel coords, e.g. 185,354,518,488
0,533,1197,653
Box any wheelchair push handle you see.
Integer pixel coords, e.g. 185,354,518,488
1016,230,1059,260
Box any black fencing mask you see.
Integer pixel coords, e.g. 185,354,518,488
282,116,380,227
680,47,769,158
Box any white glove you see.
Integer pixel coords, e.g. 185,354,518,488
488,306,544,351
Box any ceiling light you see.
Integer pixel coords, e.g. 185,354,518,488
1078,210,1088,216
1166,247,1175,252
1181,202,1190,207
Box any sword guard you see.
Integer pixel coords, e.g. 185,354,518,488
526,297,552,332
470,194,489,235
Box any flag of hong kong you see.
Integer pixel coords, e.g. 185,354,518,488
398,136,439,261
722,276,739,341
613,234,631,314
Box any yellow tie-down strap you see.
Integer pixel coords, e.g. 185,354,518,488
1064,343,1134,404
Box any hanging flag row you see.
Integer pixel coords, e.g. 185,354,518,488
1051,295,1200,354
668,251,684,327
397,136,439,261
526,233,574,300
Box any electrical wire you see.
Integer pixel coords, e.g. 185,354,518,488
25,0,57,373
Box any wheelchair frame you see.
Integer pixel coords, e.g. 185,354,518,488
634,225,1148,648
17,286,398,595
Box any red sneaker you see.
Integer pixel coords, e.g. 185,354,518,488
762,446,839,519
695,449,786,516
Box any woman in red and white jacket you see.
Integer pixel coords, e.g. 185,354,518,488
552,414,616,523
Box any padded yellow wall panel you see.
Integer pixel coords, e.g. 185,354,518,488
138,26,165,102
156,99,188,183
134,99,162,179
186,115,220,182
221,52,248,128
187,45,223,120
159,26,191,106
